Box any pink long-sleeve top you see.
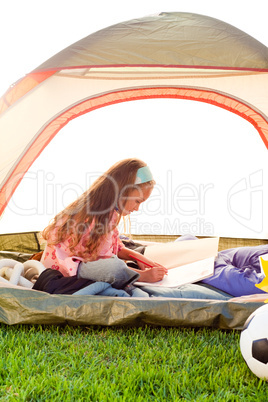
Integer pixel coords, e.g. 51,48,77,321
40,211,124,277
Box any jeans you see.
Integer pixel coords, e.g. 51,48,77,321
77,255,140,289
138,283,231,300
76,254,149,297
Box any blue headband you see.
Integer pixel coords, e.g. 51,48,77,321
135,166,154,184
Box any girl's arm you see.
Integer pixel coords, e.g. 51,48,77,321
117,246,168,283
117,247,155,269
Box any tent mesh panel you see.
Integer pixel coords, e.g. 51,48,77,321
0,232,267,254
0,232,44,253
132,235,268,251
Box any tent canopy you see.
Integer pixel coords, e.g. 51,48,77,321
31,12,268,70
0,11,267,222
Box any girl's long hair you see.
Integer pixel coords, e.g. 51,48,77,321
42,158,154,259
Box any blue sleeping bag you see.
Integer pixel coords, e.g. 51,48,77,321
201,243,268,296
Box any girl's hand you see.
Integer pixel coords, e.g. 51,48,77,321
136,258,167,272
136,259,150,271
138,266,167,283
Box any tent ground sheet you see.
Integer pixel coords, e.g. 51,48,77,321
0,232,267,329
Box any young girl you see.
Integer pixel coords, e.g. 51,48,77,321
39,157,267,300
41,158,167,288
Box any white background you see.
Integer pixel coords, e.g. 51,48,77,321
0,0,267,238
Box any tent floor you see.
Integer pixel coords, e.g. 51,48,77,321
0,231,266,329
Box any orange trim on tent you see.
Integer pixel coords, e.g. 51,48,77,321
0,86,267,216
33,64,268,73
0,71,56,115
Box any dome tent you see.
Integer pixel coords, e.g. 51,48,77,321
0,12,267,327
0,12,267,219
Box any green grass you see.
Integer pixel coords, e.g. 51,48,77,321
0,325,267,401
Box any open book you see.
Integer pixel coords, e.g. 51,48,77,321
135,237,219,288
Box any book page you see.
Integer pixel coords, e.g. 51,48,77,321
144,237,219,269
136,256,215,288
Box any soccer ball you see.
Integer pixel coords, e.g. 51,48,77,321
240,304,268,380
